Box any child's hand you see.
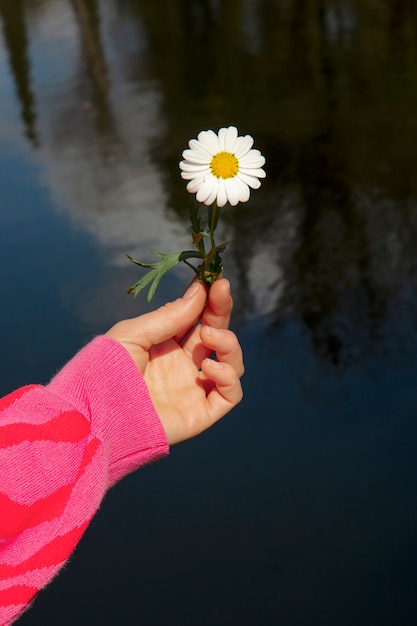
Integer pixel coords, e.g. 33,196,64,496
106,279,244,445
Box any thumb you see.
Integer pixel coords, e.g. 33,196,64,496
108,280,207,350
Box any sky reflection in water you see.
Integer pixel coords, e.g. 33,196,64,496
1,1,417,625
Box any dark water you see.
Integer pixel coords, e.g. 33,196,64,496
1,1,417,624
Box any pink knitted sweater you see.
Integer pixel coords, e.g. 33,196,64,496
0,336,169,625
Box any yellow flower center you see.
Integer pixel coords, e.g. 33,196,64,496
210,151,239,179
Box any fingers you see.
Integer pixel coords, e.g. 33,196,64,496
200,324,244,425
199,326,244,377
106,279,207,350
200,358,243,424
180,278,234,362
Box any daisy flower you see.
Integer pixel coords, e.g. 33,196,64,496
179,126,266,207
127,126,265,300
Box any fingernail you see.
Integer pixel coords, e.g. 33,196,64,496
206,357,221,368
183,280,201,299
203,326,222,337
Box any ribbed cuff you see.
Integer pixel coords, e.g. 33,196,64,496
47,336,169,486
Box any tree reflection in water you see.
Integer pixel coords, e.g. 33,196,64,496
2,0,417,367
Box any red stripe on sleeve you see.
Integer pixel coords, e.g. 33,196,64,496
0,411,90,447
75,437,100,478
0,438,101,538
0,522,90,578
0,486,72,538
0,386,39,413
0,585,38,607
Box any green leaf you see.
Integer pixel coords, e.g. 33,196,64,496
127,250,203,302
127,251,183,301
215,241,229,253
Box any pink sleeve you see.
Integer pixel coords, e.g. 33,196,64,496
0,336,169,625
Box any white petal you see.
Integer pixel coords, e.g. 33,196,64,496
239,158,266,170
247,148,262,158
216,178,228,207
239,167,266,178
225,179,240,206
180,170,211,181
205,178,220,205
182,149,210,165
188,138,212,157
237,172,262,189
218,127,227,151
234,135,254,158
181,168,209,180
233,176,251,202
179,161,210,173
239,151,265,168
198,129,220,155
224,126,239,152
196,175,218,205
181,170,195,180
186,177,204,193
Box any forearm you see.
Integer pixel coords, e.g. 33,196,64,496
0,336,168,625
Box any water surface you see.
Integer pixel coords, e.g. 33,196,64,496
1,1,417,624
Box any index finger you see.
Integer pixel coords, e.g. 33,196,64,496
180,278,233,363
175,277,232,346
107,279,207,351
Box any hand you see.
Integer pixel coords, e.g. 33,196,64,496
106,278,244,445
